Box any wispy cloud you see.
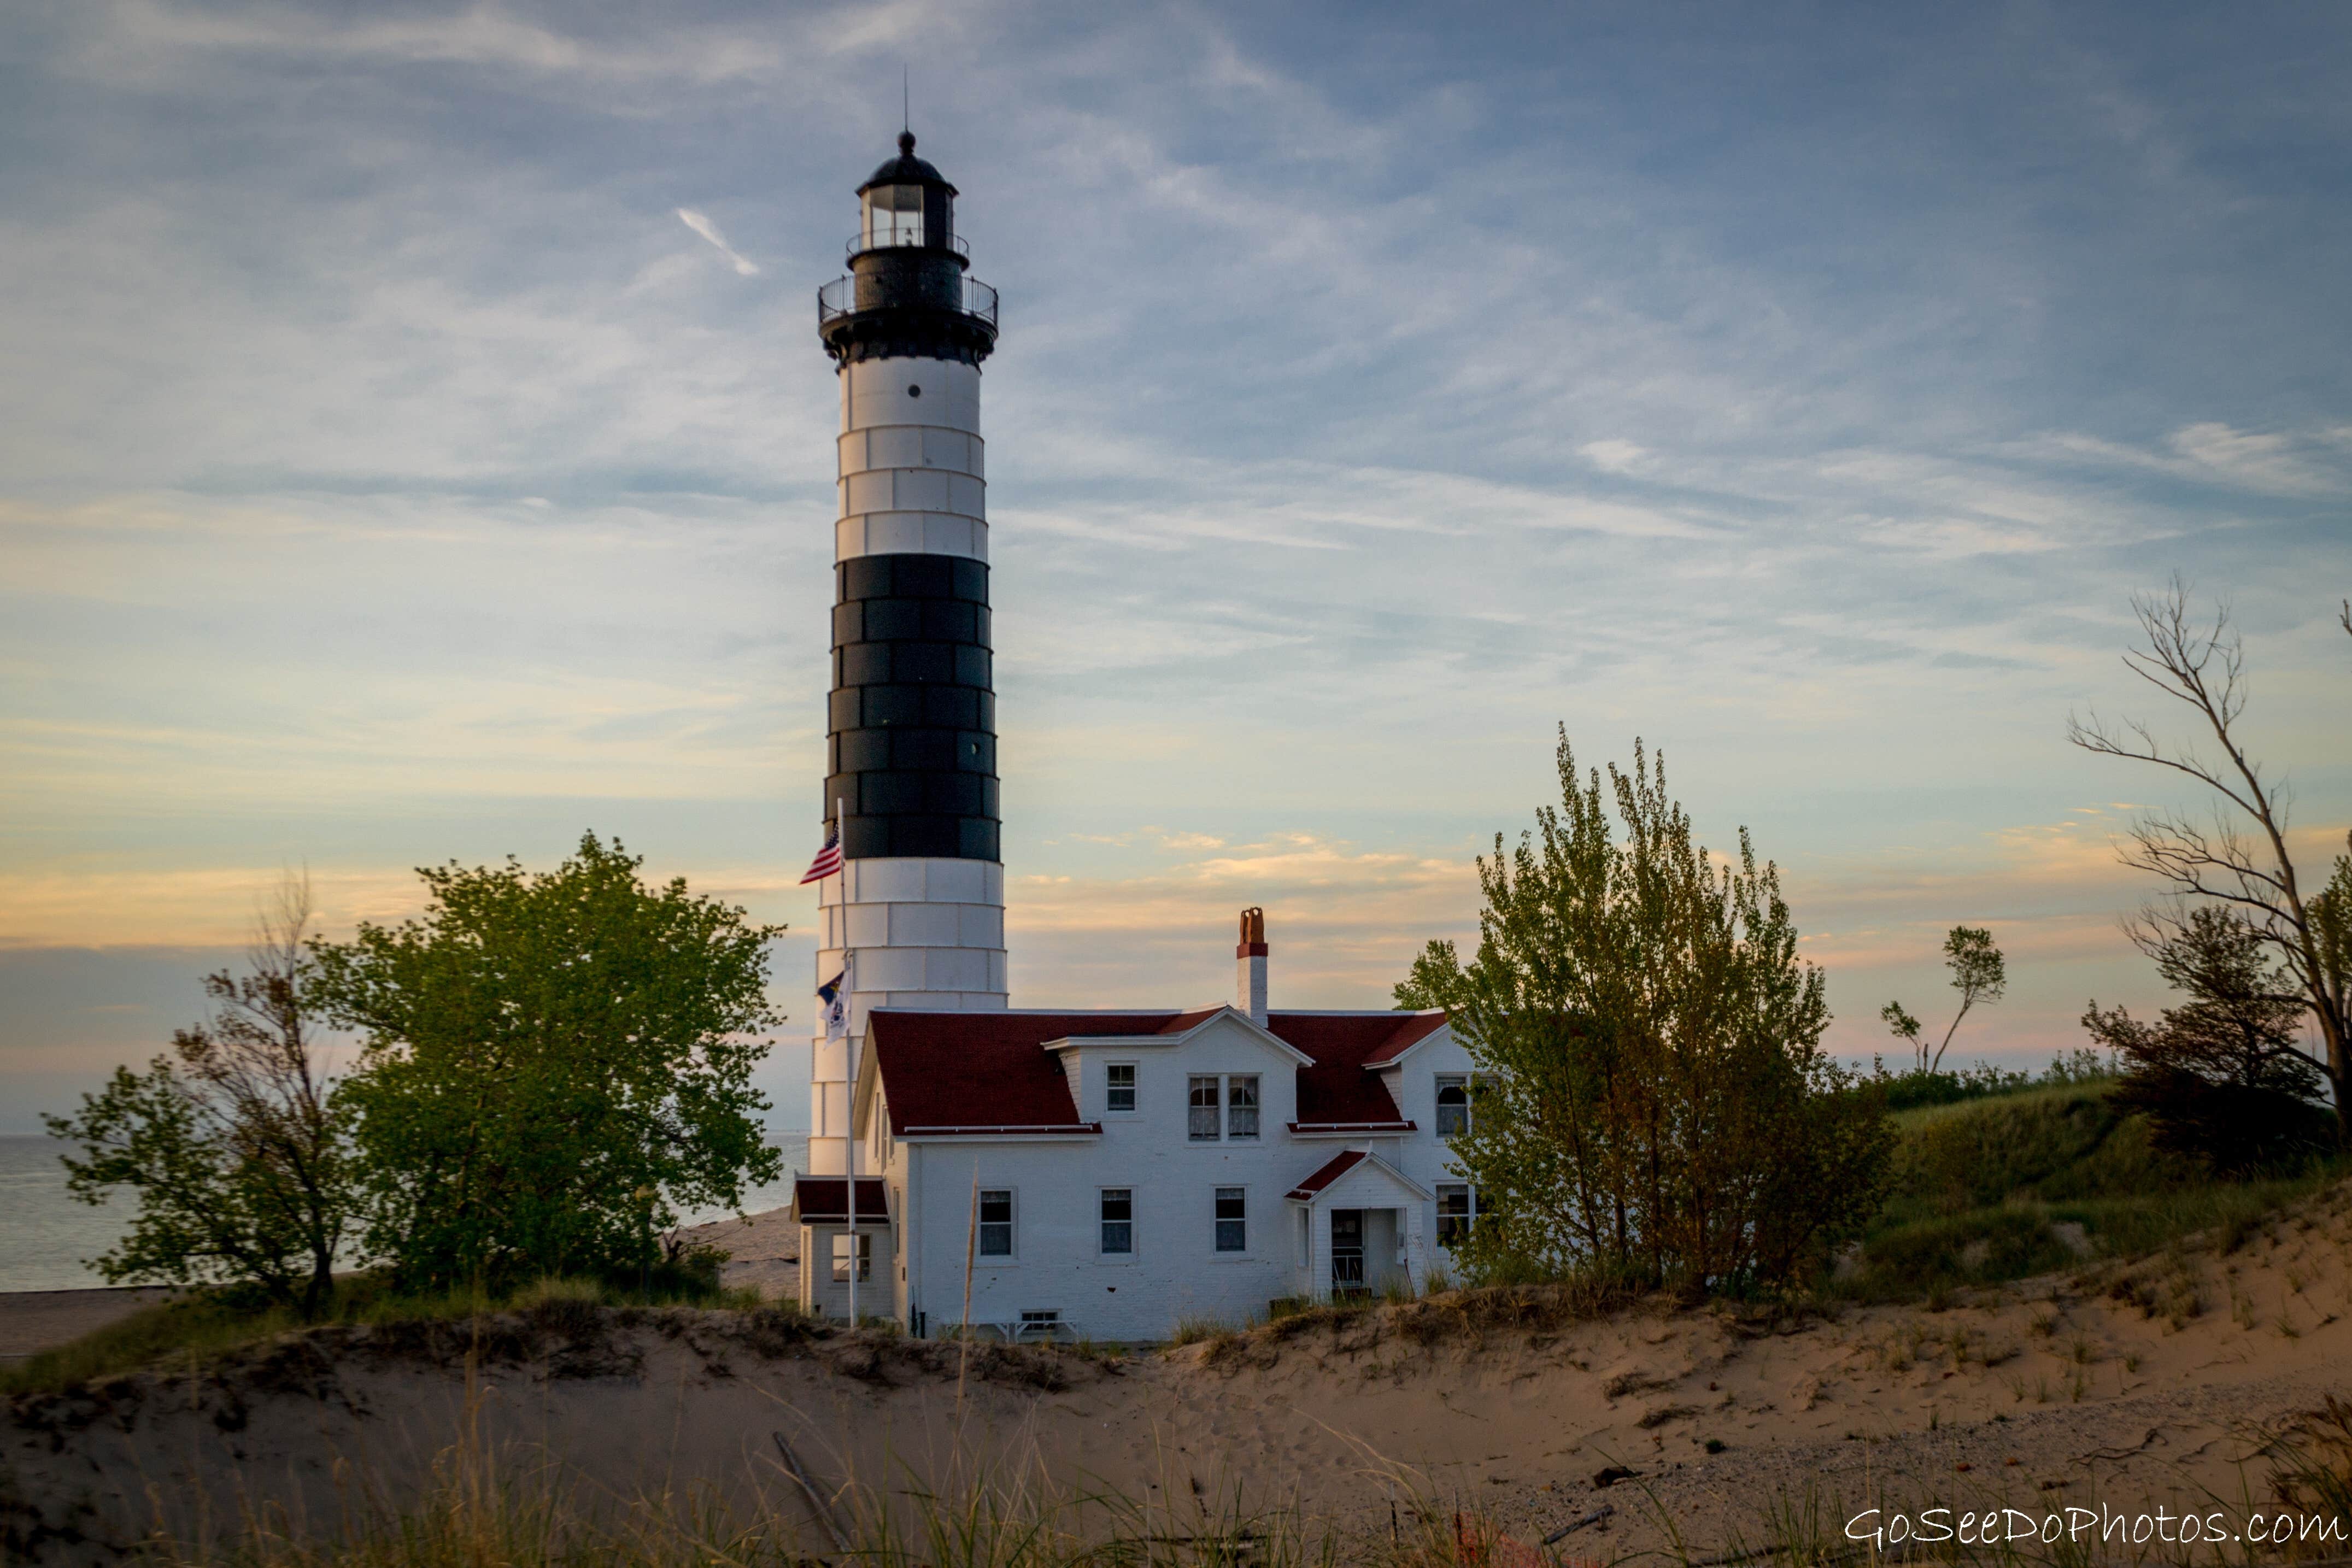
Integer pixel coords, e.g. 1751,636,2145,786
674,208,760,277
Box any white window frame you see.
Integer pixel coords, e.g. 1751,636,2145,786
1436,1182,1480,1250
1434,1074,1471,1138
1099,1186,1135,1258
977,1187,1016,1260
1106,1062,1137,1115
830,1229,872,1282
1213,1186,1247,1255
1188,1073,1263,1143
1226,1074,1260,1140
1188,1074,1220,1141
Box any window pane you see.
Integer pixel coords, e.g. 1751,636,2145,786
1188,1076,1219,1140
1227,1075,1259,1138
1101,1188,1133,1252
1214,1185,1245,1250
1435,1076,1469,1138
978,1189,1012,1256
831,1231,872,1281
1107,1064,1136,1113
1437,1183,1470,1249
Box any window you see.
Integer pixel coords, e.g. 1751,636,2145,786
1226,1075,1260,1140
978,1189,1014,1257
1188,1076,1220,1141
830,1230,872,1282
1100,1188,1134,1255
864,182,923,246
1020,1309,1060,1333
1214,1187,1247,1253
1435,1075,1470,1138
1106,1064,1136,1114
1437,1184,1477,1249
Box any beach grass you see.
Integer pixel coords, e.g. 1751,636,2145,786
0,1270,766,1397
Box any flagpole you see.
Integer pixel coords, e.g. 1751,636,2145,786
837,795,858,1329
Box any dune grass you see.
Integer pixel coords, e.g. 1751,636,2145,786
0,1270,767,1397
1837,1078,2345,1300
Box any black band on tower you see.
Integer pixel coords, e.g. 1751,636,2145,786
825,553,999,861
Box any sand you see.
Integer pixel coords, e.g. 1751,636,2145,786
0,1288,173,1362
10,1190,2352,1564
679,1205,800,1299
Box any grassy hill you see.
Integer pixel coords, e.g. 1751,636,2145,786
1841,1078,2339,1300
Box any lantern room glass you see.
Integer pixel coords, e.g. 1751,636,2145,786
865,184,924,247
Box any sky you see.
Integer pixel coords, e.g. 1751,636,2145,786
2,0,2348,1135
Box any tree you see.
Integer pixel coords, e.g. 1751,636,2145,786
2083,906,2332,1174
45,876,352,1317
311,833,784,1291
1403,731,1891,1294
2069,582,2352,1141
1880,926,2008,1074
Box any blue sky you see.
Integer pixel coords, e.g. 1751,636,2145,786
3,1,2347,1133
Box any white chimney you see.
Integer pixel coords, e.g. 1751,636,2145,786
1236,906,1268,1026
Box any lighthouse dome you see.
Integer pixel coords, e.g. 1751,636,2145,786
859,132,957,197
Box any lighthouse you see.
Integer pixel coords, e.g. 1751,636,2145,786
805,132,1007,1177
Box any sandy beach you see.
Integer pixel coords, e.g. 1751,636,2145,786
10,1182,2352,1563
0,1287,172,1363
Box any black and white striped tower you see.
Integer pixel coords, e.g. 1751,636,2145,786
807,132,1006,1176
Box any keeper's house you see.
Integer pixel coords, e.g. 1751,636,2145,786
793,912,1482,1341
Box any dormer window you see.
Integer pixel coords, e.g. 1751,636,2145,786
1227,1076,1260,1139
865,183,924,247
1188,1076,1219,1140
1435,1074,1471,1138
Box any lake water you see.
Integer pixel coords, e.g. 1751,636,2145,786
0,1133,811,1294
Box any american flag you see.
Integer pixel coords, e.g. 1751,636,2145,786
799,820,843,884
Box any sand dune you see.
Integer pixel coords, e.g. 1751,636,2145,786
9,1188,2352,1564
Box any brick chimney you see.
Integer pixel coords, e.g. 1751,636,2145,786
1236,907,1268,1026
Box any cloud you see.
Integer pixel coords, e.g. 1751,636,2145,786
674,208,760,277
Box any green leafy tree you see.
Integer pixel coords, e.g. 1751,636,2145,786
311,834,784,1290
1880,926,2008,1074
2084,906,2332,1174
1404,731,1890,1294
45,877,351,1317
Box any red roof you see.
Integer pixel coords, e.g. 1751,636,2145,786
1276,1012,1445,1125
1286,1149,1368,1200
865,1008,1448,1135
791,1177,888,1222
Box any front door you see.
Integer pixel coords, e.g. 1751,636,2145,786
1330,1208,1365,1295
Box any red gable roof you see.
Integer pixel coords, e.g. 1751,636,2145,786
791,1177,888,1222
1276,1011,1447,1125
865,1007,1448,1135
1286,1149,1368,1200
